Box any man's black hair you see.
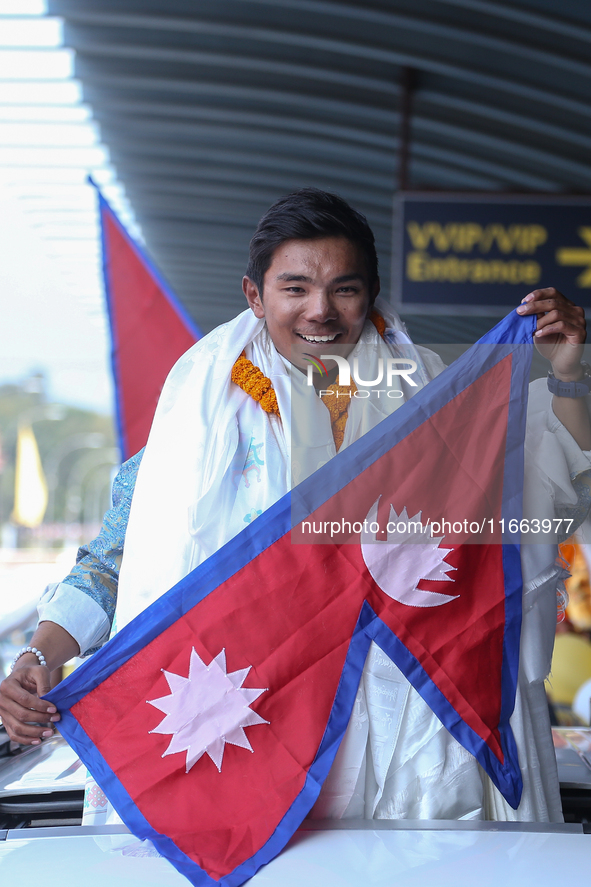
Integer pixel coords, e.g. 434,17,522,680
245,187,379,293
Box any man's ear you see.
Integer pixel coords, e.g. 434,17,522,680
242,276,265,318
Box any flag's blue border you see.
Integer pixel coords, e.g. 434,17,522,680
48,311,534,887
89,177,202,460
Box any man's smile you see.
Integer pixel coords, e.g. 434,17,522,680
296,332,341,344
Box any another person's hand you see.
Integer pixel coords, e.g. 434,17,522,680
517,287,590,449
516,287,586,379
0,655,60,745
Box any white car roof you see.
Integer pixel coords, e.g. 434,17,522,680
0,821,588,887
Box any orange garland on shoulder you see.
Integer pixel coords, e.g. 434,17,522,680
231,352,280,415
231,312,386,417
320,381,358,451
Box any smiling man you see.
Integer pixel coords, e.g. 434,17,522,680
243,236,378,372
1,188,589,826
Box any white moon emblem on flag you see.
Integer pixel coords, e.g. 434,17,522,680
360,498,459,607
147,648,268,773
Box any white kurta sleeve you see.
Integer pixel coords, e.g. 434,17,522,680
37,580,111,657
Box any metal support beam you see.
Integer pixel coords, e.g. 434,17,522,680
398,66,418,192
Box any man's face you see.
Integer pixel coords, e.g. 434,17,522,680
242,236,379,370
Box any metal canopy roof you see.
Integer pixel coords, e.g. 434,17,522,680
47,0,591,336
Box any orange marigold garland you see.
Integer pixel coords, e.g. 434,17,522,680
231,352,280,415
320,381,358,451
369,309,386,340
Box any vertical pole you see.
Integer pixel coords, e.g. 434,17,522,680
398,66,417,192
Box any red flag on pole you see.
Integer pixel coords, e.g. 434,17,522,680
95,184,201,459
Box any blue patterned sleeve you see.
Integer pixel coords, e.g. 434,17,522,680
64,448,144,629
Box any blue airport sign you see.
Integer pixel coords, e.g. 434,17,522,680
395,194,591,309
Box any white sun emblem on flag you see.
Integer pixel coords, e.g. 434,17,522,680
147,648,269,773
361,498,458,608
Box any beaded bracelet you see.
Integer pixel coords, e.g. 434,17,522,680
10,646,47,671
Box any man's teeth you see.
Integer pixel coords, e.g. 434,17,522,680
301,334,338,343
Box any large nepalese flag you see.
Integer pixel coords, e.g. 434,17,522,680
47,310,536,887
94,181,201,459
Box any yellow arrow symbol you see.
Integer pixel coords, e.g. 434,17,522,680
556,227,591,286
